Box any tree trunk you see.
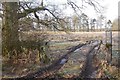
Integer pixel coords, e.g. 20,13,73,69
2,2,20,56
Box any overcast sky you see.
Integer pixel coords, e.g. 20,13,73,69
4,0,120,21
43,0,119,21
101,0,119,21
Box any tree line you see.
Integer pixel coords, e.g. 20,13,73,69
18,13,115,32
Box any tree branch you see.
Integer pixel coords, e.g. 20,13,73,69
18,5,67,31
33,19,64,31
18,6,60,21
18,6,46,19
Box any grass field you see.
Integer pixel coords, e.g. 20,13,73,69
20,31,119,50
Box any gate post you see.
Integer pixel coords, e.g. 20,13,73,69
106,20,112,63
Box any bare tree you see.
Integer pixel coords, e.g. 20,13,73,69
1,1,66,56
90,18,96,31
80,13,89,32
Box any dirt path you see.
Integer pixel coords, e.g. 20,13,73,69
80,41,101,78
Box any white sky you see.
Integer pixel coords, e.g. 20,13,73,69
104,0,119,21
44,0,120,22
99,0,119,21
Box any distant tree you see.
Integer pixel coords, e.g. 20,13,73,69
80,13,89,32
72,15,80,32
90,18,96,31
97,15,106,31
66,17,72,31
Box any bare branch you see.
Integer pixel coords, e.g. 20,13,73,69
45,8,59,20
67,1,82,17
67,0,102,14
33,19,64,31
18,2,69,31
41,0,43,6
68,1,82,12
18,6,46,19
20,5,26,11
87,0,100,12
25,3,31,9
83,0,102,13
18,5,59,19
34,12,39,21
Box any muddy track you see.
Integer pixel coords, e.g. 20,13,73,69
2,40,101,79
80,40,101,78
